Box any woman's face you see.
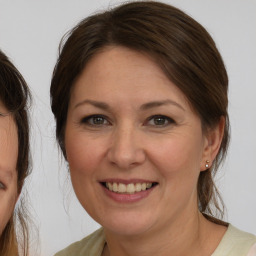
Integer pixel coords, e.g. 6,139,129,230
0,103,18,236
65,46,215,236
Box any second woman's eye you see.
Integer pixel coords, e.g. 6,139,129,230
146,115,175,127
0,182,5,190
81,115,110,126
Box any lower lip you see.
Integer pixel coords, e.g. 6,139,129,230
101,185,155,203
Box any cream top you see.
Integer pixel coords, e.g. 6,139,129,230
54,224,256,256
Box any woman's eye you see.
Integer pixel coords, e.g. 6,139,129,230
0,182,5,189
81,115,110,126
146,115,174,127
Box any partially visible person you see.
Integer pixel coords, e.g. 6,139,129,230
51,1,256,255
0,49,31,256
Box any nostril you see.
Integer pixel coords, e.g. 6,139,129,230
107,148,146,169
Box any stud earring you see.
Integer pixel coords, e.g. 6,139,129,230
205,160,210,168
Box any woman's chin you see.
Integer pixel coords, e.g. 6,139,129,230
99,214,156,237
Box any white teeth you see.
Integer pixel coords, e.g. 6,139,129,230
113,182,118,192
146,183,152,189
141,183,147,191
127,183,135,193
118,183,126,193
108,183,113,191
135,183,142,192
105,182,154,194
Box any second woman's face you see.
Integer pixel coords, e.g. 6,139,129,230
0,103,18,235
65,47,211,236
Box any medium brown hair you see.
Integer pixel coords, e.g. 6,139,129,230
0,50,31,256
51,1,229,222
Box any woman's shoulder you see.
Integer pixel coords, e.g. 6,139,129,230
212,224,256,256
54,228,105,256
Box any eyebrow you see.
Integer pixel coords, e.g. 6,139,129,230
0,112,9,117
140,100,185,111
74,99,185,111
74,100,110,110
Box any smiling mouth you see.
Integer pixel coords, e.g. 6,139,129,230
101,182,158,194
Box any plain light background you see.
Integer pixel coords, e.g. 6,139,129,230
0,0,255,255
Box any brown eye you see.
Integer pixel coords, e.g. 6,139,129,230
0,182,6,189
81,115,110,126
153,117,167,125
90,116,106,125
146,115,174,127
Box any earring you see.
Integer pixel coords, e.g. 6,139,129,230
205,160,210,168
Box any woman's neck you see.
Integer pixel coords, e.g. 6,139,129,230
102,212,227,256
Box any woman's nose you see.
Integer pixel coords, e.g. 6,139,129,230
107,126,146,169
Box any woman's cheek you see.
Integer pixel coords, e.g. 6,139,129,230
66,135,104,174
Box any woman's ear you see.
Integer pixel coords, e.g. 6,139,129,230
200,116,225,171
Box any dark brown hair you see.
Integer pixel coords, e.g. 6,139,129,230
51,1,229,223
0,50,31,256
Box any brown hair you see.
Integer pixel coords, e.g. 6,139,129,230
51,1,229,223
0,50,31,256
